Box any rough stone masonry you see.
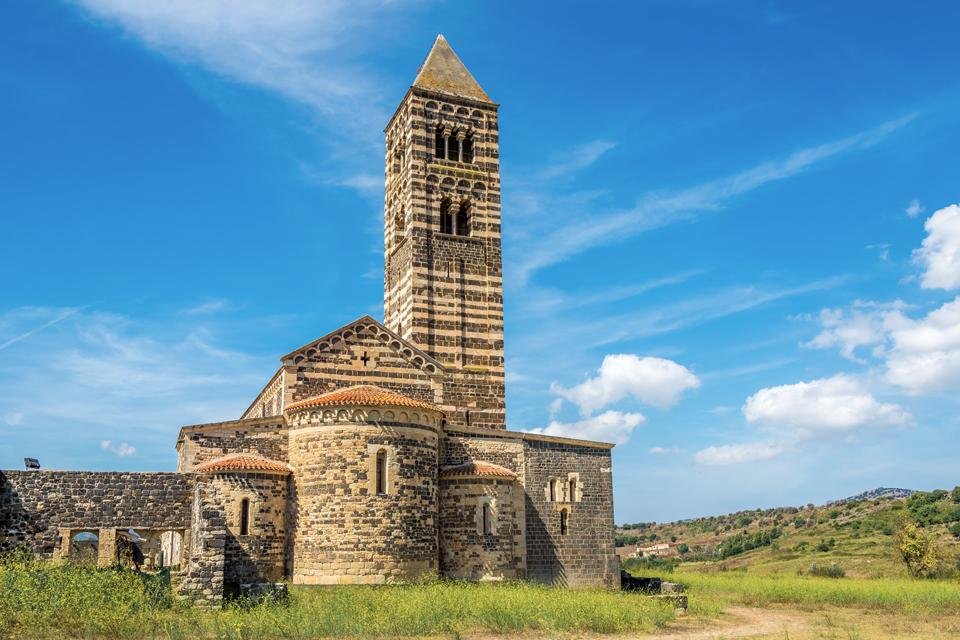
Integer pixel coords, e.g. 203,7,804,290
0,35,619,605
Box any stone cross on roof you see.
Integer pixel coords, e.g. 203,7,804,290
412,34,492,103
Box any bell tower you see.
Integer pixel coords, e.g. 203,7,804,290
384,35,505,429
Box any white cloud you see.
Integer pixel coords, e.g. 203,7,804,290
905,199,924,218
1,412,24,427
885,296,960,394
913,204,960,290
101,440,136,457
742,374,911,433
649,446,680,455
551,354,700,415
805,301,907,362
526,410,646,445
695,441,786,466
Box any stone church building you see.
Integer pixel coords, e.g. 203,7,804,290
0,36,618,604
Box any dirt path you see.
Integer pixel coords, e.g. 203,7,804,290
464,606,811,640
645,606,810,639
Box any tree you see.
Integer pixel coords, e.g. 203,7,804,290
897,522,943,578
951,486,960,503
677,543,689,554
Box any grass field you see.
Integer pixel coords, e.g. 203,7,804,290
675,571,960,613
0,557,677,639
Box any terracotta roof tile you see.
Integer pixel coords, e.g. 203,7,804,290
439,461,517,480
285,385,440,413
193,454,291,475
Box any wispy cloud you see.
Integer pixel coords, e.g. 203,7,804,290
0,306,270,468
535,140,617,182
179,299,233,316
0,306,84,352
510,114,917,283
71,0,428,194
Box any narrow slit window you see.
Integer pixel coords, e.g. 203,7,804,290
482,503,494,535
376,449,388,495
239,498,250,536
560,509,569,535
568,478,577,502
549,478,558,502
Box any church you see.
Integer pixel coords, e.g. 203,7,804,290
0,36,618,605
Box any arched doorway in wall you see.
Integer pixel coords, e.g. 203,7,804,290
69,531,99,564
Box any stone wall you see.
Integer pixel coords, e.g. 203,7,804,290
177,479,226,606
521,436,619,587
211,472,288,585
441,429,525,475
439,476,524,580
177,417,289,472
287,411,440,584
0,471,193,558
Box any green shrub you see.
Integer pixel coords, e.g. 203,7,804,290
951,486,960,503
805,562,846,578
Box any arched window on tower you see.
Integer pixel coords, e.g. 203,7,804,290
376,449,388,495
559,508,569,535
440,199,454,235
435,126,446,160
568,477,577,502
462,134,474,163
455,201,470,236
239,498,250,536
548,478,558,502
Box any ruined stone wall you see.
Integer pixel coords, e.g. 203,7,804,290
0,471,193,557
287,409,440,584
177,417,288,472
439,477,524,580
521,437,618,587
208,473,288,585
178,479,225,606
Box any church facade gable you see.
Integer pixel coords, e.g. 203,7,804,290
280,316,445,406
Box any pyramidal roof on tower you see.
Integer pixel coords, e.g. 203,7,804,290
412,34,492,103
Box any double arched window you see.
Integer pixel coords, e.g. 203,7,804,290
440,199,470,236
435,126,474,163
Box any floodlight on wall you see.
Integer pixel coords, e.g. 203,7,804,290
24,458,40,470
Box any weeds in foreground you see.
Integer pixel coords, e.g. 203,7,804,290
0,555,675,639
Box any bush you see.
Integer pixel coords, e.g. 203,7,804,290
951,486,960,503
715,527,782,560
897,522,946,578
806,562,845,578
948,522,960,539
677,543,689,554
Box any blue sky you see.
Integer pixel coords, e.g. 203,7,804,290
2,0,959,523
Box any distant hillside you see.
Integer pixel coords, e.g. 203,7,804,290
829,487,916,505
617,486,960,578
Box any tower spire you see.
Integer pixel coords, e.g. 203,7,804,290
412,34,492,103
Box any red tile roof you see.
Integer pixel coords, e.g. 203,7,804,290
193,454,291,475
439,461,518,480
285,384,440,413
